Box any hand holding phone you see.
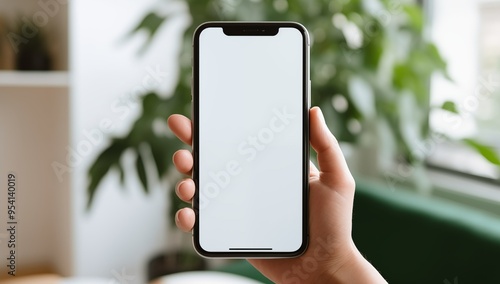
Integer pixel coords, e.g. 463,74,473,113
168,107,387,282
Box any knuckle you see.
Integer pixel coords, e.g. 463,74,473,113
344,175,356,190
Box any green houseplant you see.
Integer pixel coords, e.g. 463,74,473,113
86,0,500,274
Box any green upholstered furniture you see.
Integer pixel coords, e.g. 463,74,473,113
353,180,500,283
217,181,500,283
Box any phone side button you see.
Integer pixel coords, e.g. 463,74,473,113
308,80,311,108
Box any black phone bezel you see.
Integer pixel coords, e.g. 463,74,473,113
192,21,310,258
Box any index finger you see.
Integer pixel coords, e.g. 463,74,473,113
168,114,193,146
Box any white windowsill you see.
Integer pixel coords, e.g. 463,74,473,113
428,168,500,216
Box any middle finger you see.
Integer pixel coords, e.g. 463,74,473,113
173,149,193,175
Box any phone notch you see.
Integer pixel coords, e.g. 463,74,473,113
223,25,279,36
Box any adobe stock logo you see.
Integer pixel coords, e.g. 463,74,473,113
281,234,335,283
198,106,296,209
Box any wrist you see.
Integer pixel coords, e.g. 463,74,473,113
316,241,387,284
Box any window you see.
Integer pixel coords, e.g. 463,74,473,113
428,0,500,180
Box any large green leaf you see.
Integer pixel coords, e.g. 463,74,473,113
129,12,167,53
150,135,182,179
87,139,127,209
463,139,500,166
136,150,149,193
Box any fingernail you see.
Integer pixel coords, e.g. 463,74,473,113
316,107,326,124
176,180,184,195
175,210,180,223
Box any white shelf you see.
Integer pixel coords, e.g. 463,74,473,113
0,71,69,88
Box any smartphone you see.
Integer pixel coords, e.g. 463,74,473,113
192,22,309,258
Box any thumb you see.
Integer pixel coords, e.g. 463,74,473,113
309,107,354,188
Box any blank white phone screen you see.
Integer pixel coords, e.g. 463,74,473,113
198,27,304,252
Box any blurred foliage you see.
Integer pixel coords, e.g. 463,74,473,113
87,0,499,216
463,139,500,166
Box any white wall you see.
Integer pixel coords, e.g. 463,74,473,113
70,0,189,282
0,85,70,278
